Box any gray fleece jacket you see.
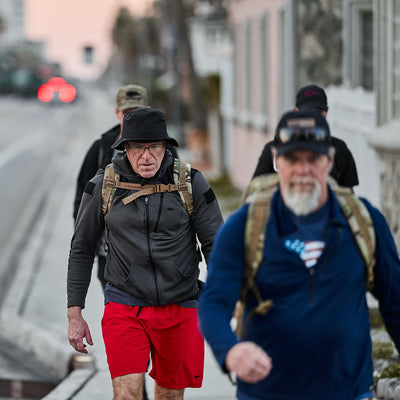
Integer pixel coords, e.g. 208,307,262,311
67,150,223,308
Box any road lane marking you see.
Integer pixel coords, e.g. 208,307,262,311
0,133,47,169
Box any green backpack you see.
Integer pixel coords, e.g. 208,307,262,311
100,158,194,251
235,173,376,338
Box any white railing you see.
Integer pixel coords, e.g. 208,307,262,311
326,85,380,208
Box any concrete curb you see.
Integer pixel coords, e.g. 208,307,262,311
0,149,73,379
41,369,96,400
0,309,72,378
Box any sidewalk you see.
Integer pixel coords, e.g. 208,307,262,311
0,96,237,399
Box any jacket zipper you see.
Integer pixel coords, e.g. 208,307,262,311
145,196,160,304
154,193,163,232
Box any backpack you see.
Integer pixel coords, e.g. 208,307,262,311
101,158,194,251
235,173,376,338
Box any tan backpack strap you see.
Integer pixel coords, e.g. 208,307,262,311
179,160,194,215
335,192,376,290
103,181,143,190
235,175,278,338
244,195,272,276
102,160,194,212
121,184,180,205
242,175,280,292
236,192,275,338
172,159,194,216
329,176,376,291
102,164,120,215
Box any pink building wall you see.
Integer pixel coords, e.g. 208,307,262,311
229,0,290,188
25,0,153,80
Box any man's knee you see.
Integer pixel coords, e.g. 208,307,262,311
155,384,184,400
112,373,144,400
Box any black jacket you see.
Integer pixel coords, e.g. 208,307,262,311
68,151,223,307
252,137,359,188
73,124,178,219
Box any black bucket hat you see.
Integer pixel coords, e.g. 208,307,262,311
273,110,332,157
112,107,179,150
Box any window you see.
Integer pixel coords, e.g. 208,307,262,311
375,0,400,123
83,46,94,64
260,14,269,118
360,10,373,90
278,4,295,114
245,20,252,113
343,0,373,90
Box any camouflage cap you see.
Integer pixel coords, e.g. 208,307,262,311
116,84,149,111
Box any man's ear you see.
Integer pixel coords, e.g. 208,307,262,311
327,147,335,171
115,108,125,123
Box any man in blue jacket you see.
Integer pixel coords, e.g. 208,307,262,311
199,110,400,400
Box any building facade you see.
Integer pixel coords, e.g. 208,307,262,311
223,0,400,248
24,0,154,81
223,0,344,187
222,0,296,187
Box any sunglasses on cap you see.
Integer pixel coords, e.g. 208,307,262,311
278,126,329,144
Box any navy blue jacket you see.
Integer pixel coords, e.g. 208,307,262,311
199,187,400,400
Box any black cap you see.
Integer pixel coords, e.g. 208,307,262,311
112,107,179,150
273,110,332,157
296,84,328,112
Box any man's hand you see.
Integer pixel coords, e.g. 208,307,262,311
225,342,272,383
67,306,93,354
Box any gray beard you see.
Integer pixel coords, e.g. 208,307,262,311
283,178,322,216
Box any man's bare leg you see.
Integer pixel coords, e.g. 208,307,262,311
112,372,145,400
155,383,184,400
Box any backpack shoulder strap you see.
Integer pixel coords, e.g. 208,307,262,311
102,163,120,215
243,174,279,270
328,176,376,291
173,158,194,216
101,159,195,217
235,174,278,338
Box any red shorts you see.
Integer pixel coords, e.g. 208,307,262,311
102,302,204,389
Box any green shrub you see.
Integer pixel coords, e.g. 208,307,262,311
379,361,400,379
372,341,395,359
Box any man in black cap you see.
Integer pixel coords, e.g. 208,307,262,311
67,107,223,399
73,84,178,292
199,110,400,400
252,84,359,189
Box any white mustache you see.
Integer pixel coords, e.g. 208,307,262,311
289,177,316,186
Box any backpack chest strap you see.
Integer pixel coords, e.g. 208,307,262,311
121,183,181,205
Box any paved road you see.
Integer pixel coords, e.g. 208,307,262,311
0,90,114,395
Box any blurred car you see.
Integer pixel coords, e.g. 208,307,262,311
37,77,77,103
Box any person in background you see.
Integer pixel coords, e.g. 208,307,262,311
68,107,223,400
252,84,359,189
73,84,178,290
199,110,400,400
